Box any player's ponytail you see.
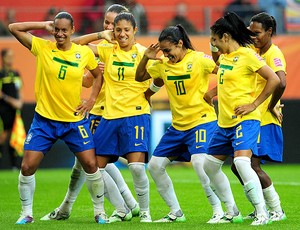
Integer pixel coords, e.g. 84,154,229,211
159,25,195,50
211,12,254,47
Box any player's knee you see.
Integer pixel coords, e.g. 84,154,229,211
81,159,98,174
148,157,167,176
128,162,145,178
20,162,36,176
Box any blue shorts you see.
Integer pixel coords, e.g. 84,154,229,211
89,114,102,134
208,120,260,156
153,121,217,162
256,124,283,162
24,112,94,154
94,114,150,162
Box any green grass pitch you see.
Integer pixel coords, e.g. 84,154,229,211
0,164,299,229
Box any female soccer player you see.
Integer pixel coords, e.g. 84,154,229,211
9,12,105,224
72,12,152,223
135,24,224,223
232,12,287,221
41,4,140,222
203,12,280,226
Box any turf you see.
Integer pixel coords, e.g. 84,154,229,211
0,164,299,229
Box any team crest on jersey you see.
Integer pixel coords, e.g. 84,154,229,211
75,53,81,59
132,53,137,59
187,62,193,72
233,57,239,62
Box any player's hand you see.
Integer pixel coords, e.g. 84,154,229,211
203,92,214,107
144,43,162,61
44,21,54,35
101,30,116,44
75,99,94,118
270,104,284,123
98,61,105,73
234,103,256,117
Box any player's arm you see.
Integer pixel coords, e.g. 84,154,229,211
203,65,218,106
72,30,115,45
209,42,221,64
136,43,162,82
76,67,103,117
8,21,53,50
268,70,286,109
204,86,217,106
268,70,286,123
82,62,105,88
234,65,280,116
82,72,94,88
144,78,164,106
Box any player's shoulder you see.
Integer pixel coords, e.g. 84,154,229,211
267,44,284,57
97,40,114,48
134,43,147,52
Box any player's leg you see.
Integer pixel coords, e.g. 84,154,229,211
0,128,7,168
251,157,286,221
120,115,151,222
204,126,242,224
95,156,132,223
148,155,186,222
254,124,286,221
204,155,242,223
93,118,132,223
76,149,107,224
16,113,51,224
16,150,43,224
232,121,270,225
40,157,86,220
191,154,224,223
105,163,139,216
65,118,106,224
188,122,223,223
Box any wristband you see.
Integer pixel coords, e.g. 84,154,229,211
149,82,161,93
210,43,219,52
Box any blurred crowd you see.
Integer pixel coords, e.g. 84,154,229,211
0,0,293,37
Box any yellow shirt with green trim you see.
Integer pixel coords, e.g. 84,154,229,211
31,36,98,122
217,47,266,128
255,44,286,126
147,49,217,131
97,42,151,119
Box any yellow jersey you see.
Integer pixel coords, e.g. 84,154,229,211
97,42,151,119
31,36,98,122
255,44,286,126
217,47,266,128
147,49,217,131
